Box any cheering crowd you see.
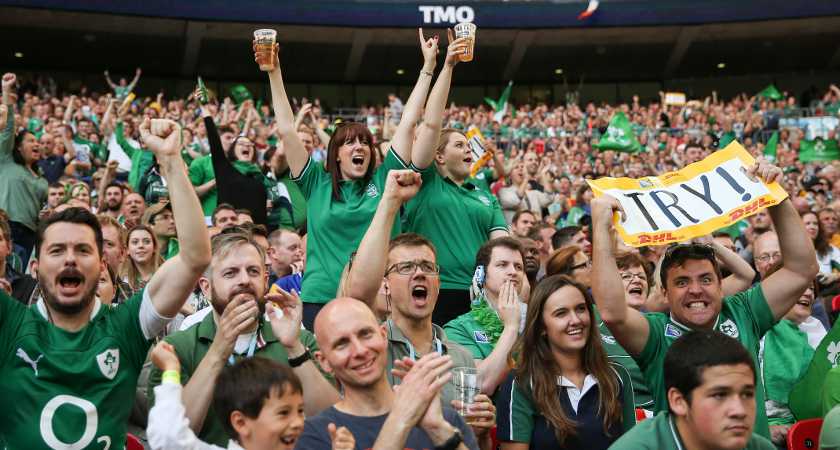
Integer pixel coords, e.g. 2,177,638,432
2,27,840,450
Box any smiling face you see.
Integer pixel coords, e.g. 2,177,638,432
664,259,723,329
542,285,590,355
803,213,819,241
34,222,104,316
385,244,440,321
238,388,305,450
784,286,814,325
436,132,472,182
127,229,156,265
315,299,388,390
620,264,648,309
671,364,756,450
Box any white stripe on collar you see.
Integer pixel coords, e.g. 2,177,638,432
668,313,720,332
668,415,685,450
37,296,102,323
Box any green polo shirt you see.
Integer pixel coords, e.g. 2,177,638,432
188,155,217,218
609,411,774,450
594,307,654,410
403,165,508,291
469,167,496,193
634,284,775,439
443,308,497,360
293,148,407,304
147,311,321,446
384,319,476,406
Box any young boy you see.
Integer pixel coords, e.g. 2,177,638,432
147,341,353,450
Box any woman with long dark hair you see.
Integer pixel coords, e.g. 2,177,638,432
803,210,840,288
495,275,636,450
262,29,442,328
0,73,47,266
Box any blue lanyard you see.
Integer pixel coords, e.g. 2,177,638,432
228,332,258,366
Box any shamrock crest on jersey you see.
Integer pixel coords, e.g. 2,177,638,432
96,349,120,380
719,319,740,338
365,183,379,198
828,341,840,367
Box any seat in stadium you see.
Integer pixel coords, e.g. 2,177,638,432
787,418,822,450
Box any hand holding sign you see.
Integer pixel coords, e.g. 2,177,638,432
588,142,788,247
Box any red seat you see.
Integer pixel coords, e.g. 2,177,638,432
126,433,144,450
787,418,822,450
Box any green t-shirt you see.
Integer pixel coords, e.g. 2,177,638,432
267,172,307,231
147,312,322,446
293,148,408,303
188,155,217,218
469,167,496,193
609,411,775,450
596,309,654,409
0,290,153,450
403,165,508,291
635,284,776,439
443,307,498,360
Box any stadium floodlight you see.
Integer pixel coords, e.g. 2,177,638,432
555,68,563,75
717,62,726,69
14,52,22,58
396,69,405,75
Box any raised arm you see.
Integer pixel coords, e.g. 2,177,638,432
590,195,650,357
100,96,116,138
754,160,819,320
126,68,142,92
1,74,16,158
390,28,438,160
103,70,118,90
704,237,756,296
344,170,422,307
412,32,468,170
261,43,308,177
96,161,119,212
141,118,212,317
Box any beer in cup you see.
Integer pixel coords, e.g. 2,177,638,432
253,29,278,71
453,22,476,62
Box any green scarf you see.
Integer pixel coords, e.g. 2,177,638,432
232,160,273,190
470,297,504,346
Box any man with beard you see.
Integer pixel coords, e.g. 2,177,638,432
98,182,125,220
591,158,818,439
0,118,211,450
148,230,339,447
120,191,145,228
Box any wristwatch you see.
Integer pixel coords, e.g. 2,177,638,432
435,429,462,450
287,349,311,368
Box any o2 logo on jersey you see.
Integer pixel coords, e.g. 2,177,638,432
96,349,120,380
40,395,111,450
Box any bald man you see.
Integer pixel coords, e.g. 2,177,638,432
297,298,479,450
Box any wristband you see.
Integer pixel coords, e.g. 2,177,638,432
435,429,462,450
287,349,311,368
161,370,181,385
421,70,434,77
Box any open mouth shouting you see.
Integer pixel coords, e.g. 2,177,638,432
56,269,85,297
410,284,429,307
351,153,366,169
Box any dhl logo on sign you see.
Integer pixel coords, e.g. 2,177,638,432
588,142,789,247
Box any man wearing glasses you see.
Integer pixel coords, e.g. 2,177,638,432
590,159,818,440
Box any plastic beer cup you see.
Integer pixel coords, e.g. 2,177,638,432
254,29,277,71
453,22,476,62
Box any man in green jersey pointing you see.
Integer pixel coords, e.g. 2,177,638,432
591,157,818,440
0,117,211,450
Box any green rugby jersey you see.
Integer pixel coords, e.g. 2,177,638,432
634,284,775,439
609,411,775,450
0,290,153,450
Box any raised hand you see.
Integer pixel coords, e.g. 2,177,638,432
150,341,181,373
383,169,422,205
444,30,469,68
252,41,280,71
591,194,626,225
746,157,782,185
418,28,440,69
1,73,16,93
266,287,304,349
139,118,182,159
328,423,355,450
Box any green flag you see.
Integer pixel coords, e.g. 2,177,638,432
763,131,779,162
592,112,641,153
789,319,840,420
799,138,840,162
484,81,513,122
718,131,736,149
757,84,783,101
230,84,253,105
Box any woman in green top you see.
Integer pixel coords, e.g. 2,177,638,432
0,73,48,267
261,30,443,329
495,275,636,450
405,32,508,324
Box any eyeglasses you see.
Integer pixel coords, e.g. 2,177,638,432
386,260,440,276
620,272,647,282
756,252,782,263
